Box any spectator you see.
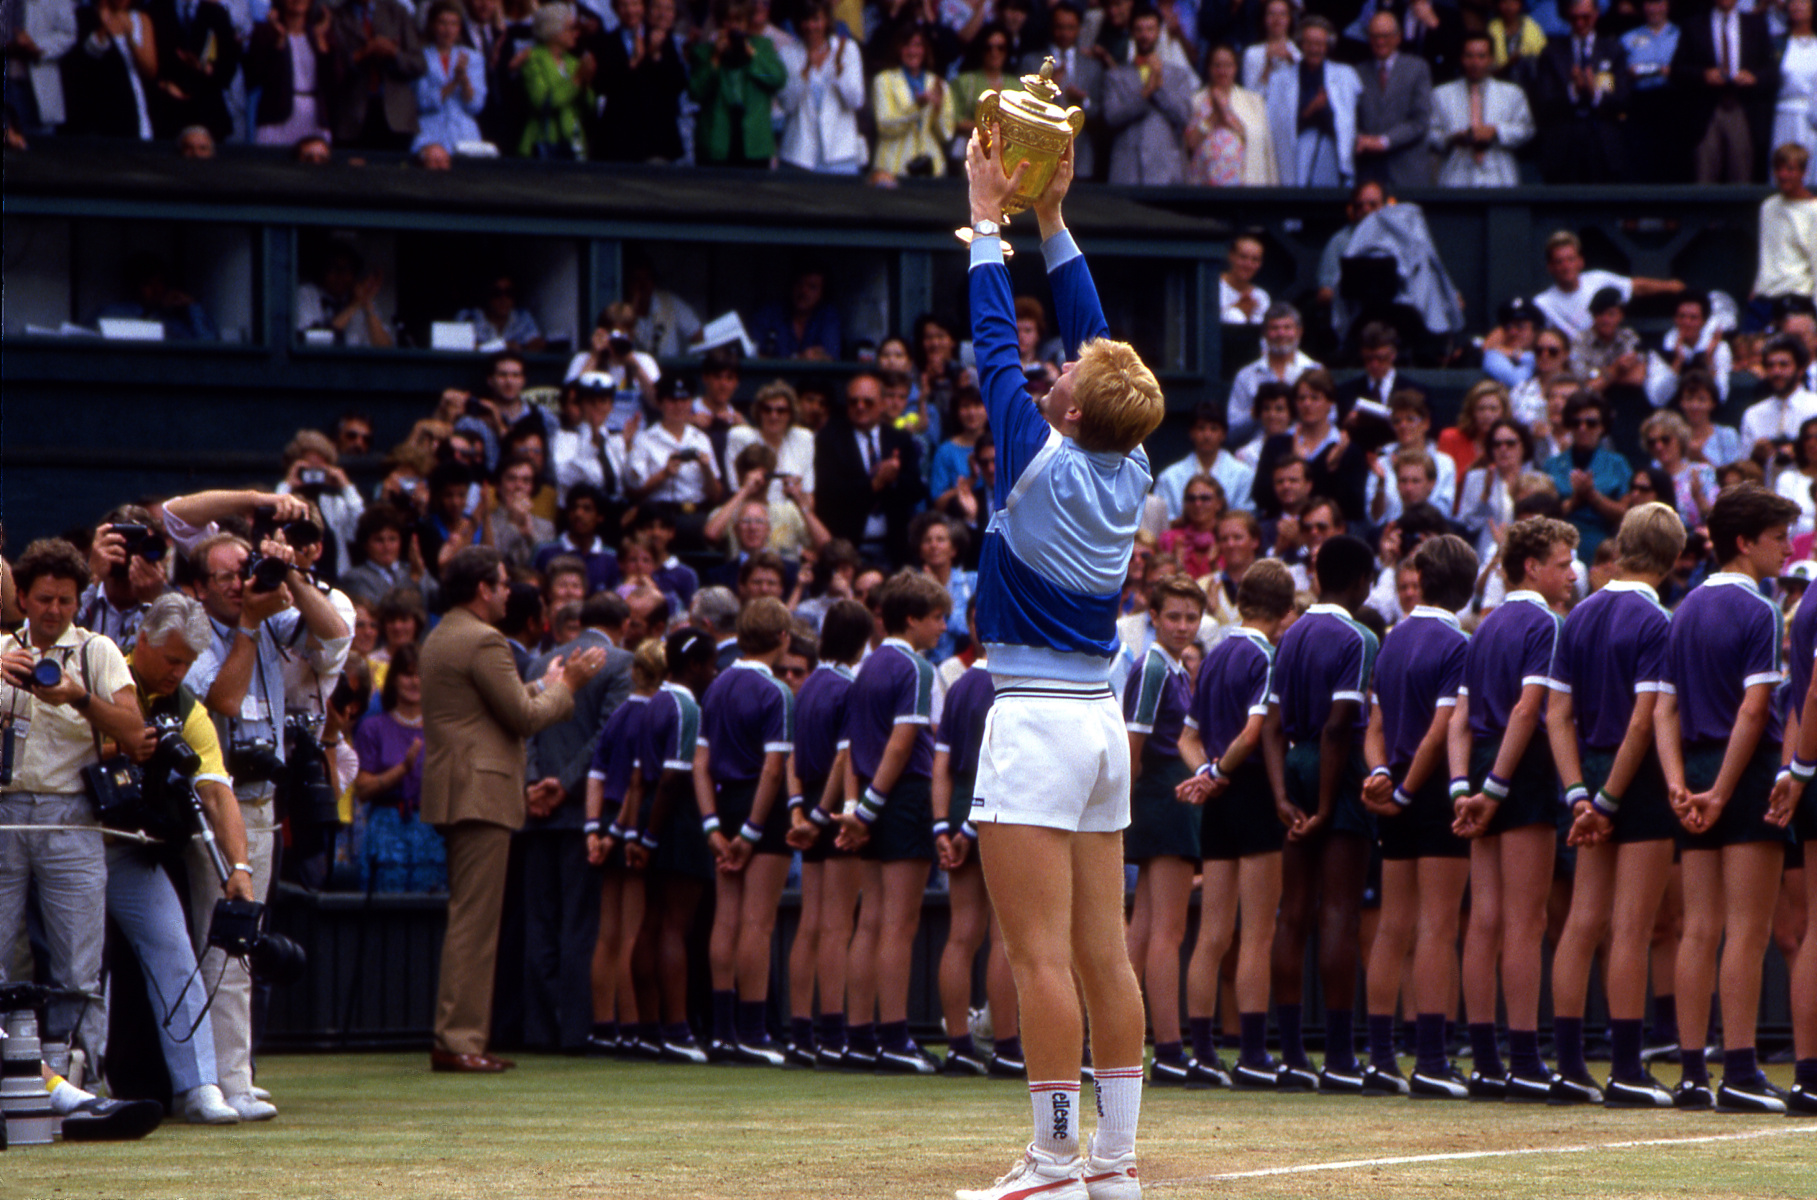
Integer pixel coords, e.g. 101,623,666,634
1240,0,1299,93
1217,234,1269,325
1751,144,1817,325
1487,0,1545,80
1014,295,1061,385
908,511,975,662
1672,0,1777,185
1186,42,1277,187
1620,0,1679,182
952,21,1024,153
457,274,544,353
1104,6,1192,184
1776,0,1817,186
488,454,557,569
277,429,364,578
911,315,971,432
1508,325,1568,426
341,504,422,606
1641,410,1718,531
632,505,699,606
1532,0,1628,183
872,25,953,179
414,0,489,157
1156,402,1255,521
704,444,825,565
247,0,335,148
624,251,702,355
628,375,725,546
1670,367,1743,468
534,484,622,593
294,132,332,162
1437,377,1512,481
1250,369,1370,524
567,303,661,425
1568,286,1648,400
1226,301,1318,446
997,0,1040,64
691,348,748,467
1481,295,1541,389
330,0,426,150
1354,11,1433,189
93,251,218,341
1338,321,1427,415
520,3,596,159
2,0,75,138
1645,292,1733,409
352,641,446,892
1397,0,1465,85
777,0,867,175
1429,32,1533,187
594,0,688,163
1159,474,1226,579
482,0,540,152
929,384,991,508
1369,391,1456,523
690,0,786,168
1313,178,1386,311
1777,415,1817,536
814,371,928,567
1264,15,1359,186
752,263,842,360
724,378,818,506
870,0,964,79
64,0,158,139
296,240,394,348
1457,416,1534,561
1025,1,1102,179
1531,229,1682,341
1787,309,1817,391
146,0,240,142
1741,334,1817,463
1544,392,1631,562
551,375,633,508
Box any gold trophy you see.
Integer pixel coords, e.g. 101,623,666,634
959,58,1085,253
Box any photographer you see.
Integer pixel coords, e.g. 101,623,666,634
0,539,146,1080
551,374,635,511
276,431,366,581
628,375,725,551
118,593,253,1125
563,303,660,424
79,503,172,648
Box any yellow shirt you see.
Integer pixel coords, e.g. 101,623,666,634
0,625,133,796
133,675,231,789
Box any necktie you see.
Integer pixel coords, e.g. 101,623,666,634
869,430,881,473
1578,39,1591,71
1720,17,1732,79
1469,81,1483,128
594,430,617,498
1378,61,1390,91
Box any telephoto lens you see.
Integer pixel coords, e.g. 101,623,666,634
29,659,61,690
0,1009,56,1147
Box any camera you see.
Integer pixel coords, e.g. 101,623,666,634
228,737,282,785
462,396,493,421
294,467,330,496
280,713,340,828
207,899,307,986
30,659,62,690
109,522,167,582
675,447,700,463
87,713,200,839
244,506,292,591
608,332,634,356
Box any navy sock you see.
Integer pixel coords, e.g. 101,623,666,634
848,1023,877,1055
1154,1040,1185,1065
948,1034,978,1059
1240,1012,1269,1067
1415,1013,1448,1077
661,1021,694,1044
1609,1019,1645,1082
636,1020,659,1046
1721,1047,1759,1084
790,1017,814,1050
879,1020,912,1053
1367,1014,1397,1070
1189,1017,1217,1064
593,1019,619,1041
1324,1008,1357,1072
994,1035,1023,1062
1679,1044,1709,1086
1401,1019,1418,1057
736,999,768,1045
1277,1003,1309,1069
816,1012,847,1052
711,990,736,1044
1469,1023,1505,1077
1796,1058,1817,1090
1509,1029,1544,1077
1555,1016,1586,1080
1650,995,1678,1045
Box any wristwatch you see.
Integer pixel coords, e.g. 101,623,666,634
973,219,1001,239
70,691,92,713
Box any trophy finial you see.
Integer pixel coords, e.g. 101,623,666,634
1022,56,1062,104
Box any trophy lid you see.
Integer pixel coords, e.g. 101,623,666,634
1012,57,1064,112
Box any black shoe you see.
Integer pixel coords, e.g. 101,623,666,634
1672,1079,1714,1110
1275,1062,1319,1092
784,1041,818,1069
1149,1056,1192,1087
1467,1070,1508,1101
1787,1084,1817,1116
986,1052,1026,1079
1505,1069,1554,1103
1317,1064,1367,1094
61,1097,163,1142
941,1048,990,1076
841,1046,880,1071
706,1038,735,1063
877,1044,936,1075
1409,1065,1471,1099
1604,1073,1673,1108
1715,1075,1788,1114
1185,1055,1231,1088
1362,1063,1410,1096
730,1040,787,1067
1548,1071,1604,1105
1229,1060,1279,1091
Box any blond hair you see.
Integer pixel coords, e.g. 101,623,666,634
1639,410,1691,458
1071,338,1164,454
631,637,666,691
1236,558,1295,620
1614,502,1686,576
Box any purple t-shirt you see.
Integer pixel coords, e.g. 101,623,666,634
1273,604,1378,743
1462,591,1561,740
1545,580,1670,752
1186,627,1273,756
844,638,935,782
1664,573,1783,745
793,664,855,786
936,665,996,780
701,661,793,784
1373,607,1467,776
1124,644,1190,757
1788,581,1817,725
353,710,425,811
635,683,701,785
586,694,649,809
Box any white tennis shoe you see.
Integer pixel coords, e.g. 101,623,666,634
955,1143,1088,1200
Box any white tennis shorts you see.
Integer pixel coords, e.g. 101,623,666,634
970,677,1131,833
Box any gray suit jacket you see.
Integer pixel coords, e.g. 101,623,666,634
1103,61,1192,185
523,628,634,830
1355,53,1433,188
1022,45,1101,179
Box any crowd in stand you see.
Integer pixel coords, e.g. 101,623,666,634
8,0,1817,185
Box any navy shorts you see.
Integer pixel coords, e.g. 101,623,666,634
651,778,714,882
1199,760,1286,861
1285,740,1375,841
1579,749,1677,845
860,775,936,863
716,779,794,858
1377,775,1469,861
1470,736,1557,835
1124,752,1199,864
1677,741,1792,852
796,775,851,866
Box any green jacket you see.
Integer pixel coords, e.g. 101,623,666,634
519,45,594,159
688,36,786,163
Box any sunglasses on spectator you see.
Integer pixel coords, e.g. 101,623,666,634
1491,437,1521,449
1568,416,1603,429
1647,436,1673,447
1537,345,1566,356
757,404,791,416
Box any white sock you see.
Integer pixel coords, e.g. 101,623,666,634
1091,1067,1143,1159
46,1076,94,1115
1029,1080,1081,1159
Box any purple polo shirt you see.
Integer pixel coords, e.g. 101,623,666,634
935,665,995,780
1462,591,1561,740
1373,607,1467,775
1787,581,1817,724
1186,628,1273,756
700,660,793,784
1124,645,1190,757
1273,604,1379,743
634,683,702,785
353,711,425,811
793,663,855,785
1545,581,1670,752
1664,573,1783,745
586,694,649,808
844,638,935,782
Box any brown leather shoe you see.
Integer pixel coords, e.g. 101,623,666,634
431,1049,509,1073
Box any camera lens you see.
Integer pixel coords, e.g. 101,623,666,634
30,659,62,689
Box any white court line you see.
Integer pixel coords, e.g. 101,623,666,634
1151,1124,1817,1186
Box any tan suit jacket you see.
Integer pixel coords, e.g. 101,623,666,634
419,606,573,830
